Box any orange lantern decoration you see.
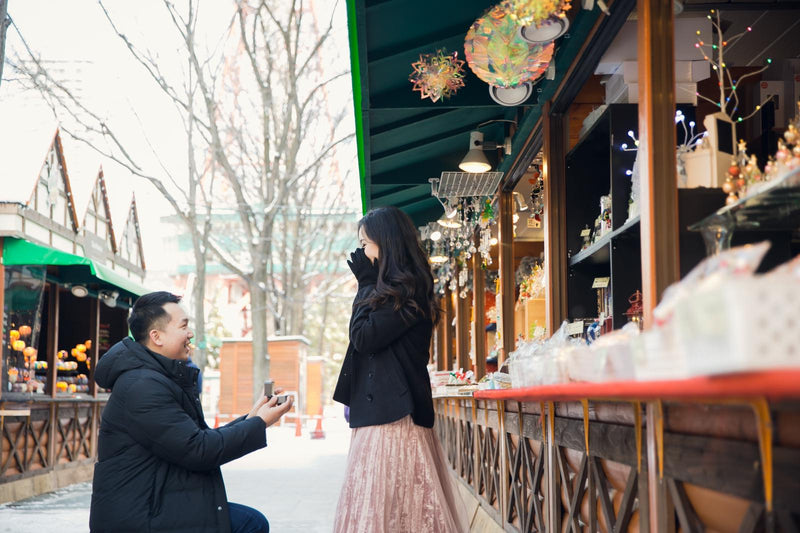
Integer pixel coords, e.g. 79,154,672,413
75,351,87,363
23,346,37,358
18,325,32,337
71,348,79,358
85,340,92,350
9,330,19,341
58,350,68,360
12,340,25,351
76,343,87,353
56,381,68,392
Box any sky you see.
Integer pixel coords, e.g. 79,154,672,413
0,0,359,277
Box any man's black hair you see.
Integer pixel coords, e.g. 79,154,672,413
128,291,182,343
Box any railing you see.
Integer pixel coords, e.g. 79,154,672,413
434,370,800,532
1,397,105,484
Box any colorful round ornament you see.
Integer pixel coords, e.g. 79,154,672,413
464,6,555,89
500,0,571,28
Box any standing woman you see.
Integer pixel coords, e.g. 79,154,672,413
333,206,467,533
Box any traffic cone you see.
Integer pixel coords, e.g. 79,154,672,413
294,412,302,437
311,408,325,440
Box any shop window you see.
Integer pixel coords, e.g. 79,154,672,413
3,266,46,394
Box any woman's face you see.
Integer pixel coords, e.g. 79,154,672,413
358,226,380,263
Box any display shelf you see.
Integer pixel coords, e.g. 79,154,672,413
473,369,800,402
569,235,610,266
689,167,800,253
569,216,642,268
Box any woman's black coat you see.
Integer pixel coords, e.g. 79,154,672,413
333,283,435,428
89,337,267,533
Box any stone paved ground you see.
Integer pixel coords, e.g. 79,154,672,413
0,409,350,533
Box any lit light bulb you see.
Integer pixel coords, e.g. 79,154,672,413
490,237,498,246
430,230,442,242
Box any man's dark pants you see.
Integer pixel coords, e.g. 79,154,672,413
229,502,269,533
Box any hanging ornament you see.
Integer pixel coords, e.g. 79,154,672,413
500,0,571,28
409,48,466,102
464,6,555,89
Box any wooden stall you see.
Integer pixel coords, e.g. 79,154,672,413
218,336,313,423
0,130,148,503
345,0,800,530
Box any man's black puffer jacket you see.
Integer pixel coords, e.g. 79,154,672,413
89,337,266,533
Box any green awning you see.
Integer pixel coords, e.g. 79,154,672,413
345,0,608,226
2,238,149,297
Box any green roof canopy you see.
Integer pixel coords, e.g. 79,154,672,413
346,0,617,226
3,238,149,298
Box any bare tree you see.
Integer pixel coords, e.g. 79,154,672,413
8,7,217,371
0,0,9,89
10,0,355,397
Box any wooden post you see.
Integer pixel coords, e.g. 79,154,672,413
543,101,569,335
89,297,100,397
443,287,455,371
454,271,470,373
472,239,486,379
0,249,4,383
436,313,446,372
45,285,59,398
497,190,515,364
638,0,680,327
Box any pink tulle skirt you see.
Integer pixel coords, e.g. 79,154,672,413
333,415,468,533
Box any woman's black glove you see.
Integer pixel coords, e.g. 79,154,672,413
347,247,378,288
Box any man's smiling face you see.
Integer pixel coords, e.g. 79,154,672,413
149,302,194,361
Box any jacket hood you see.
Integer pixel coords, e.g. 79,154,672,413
95,337,184,389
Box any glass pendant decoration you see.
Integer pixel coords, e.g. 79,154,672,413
464,6,555,89
499,0,572,28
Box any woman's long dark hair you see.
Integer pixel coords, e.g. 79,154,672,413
358,207,441,325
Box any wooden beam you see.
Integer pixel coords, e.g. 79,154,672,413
436,309,446,371
638,0,680,327
0,244,4,384
89,298,100,397
472,241,486,380
444,287,455,371
497,190,515,364
45,285,59,398
454,273,471,373
543,101,569,335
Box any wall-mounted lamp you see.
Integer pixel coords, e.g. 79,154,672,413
100,290,119,308
513,191,530,212
459,130,513,173
459,131,492,173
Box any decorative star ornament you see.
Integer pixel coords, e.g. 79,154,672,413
409,49,466,102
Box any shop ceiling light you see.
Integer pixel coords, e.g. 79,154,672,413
71,285,88,298
437,218,462,229
430,254,449,264
430,230,443,242
459,132,492,173
489,83,534,106
518,15,570,44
